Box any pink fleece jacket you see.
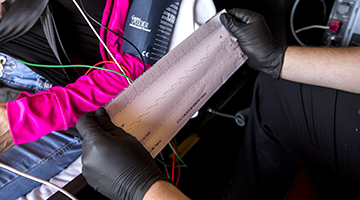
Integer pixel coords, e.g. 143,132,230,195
7,0,151,145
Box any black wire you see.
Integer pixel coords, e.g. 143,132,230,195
79,0,147,73
320,0,327,21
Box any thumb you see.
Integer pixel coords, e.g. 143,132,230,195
220,9,251,29
220,12,247,36
95,107,128,137
227,8,254,24
76,111,107,141
94,107,118,132
220,13,236,30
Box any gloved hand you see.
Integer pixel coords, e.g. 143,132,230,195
220,8,287,79
76,108,168,200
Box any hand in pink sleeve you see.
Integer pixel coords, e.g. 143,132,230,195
8,59,150,145
6,0,152,144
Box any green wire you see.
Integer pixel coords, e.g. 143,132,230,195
155,158,186,168
18,59,192,167
17,59,190,167
17,59,134,82
168,142,188,168
156,137,188,168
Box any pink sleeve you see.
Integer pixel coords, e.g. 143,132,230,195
7,0,151,144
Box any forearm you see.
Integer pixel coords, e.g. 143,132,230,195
281,46,360,94
7,59,149,145
0,103,13,156
4,0,150,144
143,181,190,200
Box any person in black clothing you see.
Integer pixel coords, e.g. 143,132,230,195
76,8,360,200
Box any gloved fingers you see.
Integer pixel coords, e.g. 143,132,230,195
95,107,129,137
76,111,108,141
220,13,234,28
227,8,254,24
94,107,119,132
220,13,246,34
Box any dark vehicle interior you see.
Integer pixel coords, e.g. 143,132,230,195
48,0,359,199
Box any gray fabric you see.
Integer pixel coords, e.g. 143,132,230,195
0,85,22,103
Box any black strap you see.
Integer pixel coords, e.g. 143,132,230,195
40,6,64,65
0,0,80,82
0,0,49,44
40,5,79,82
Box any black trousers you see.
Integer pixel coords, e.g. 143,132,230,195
231,72,360,199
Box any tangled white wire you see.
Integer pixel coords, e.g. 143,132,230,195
0,162,78,200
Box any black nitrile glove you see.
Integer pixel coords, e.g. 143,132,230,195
76,108,168,200
220,8,287,79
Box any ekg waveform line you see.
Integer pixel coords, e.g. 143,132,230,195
119,34,232,134
126,45,211,131
126,34,236,142
107,20,221,117
105,10,247,157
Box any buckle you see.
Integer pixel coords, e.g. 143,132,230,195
0,56,5,78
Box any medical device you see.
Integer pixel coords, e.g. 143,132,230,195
322,0,360,46
122,0,180,65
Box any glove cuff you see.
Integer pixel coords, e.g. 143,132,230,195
132,172,169,200
271,45,288,80
113,157,169,200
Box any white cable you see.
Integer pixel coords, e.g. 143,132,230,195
290,0,328,46
295,25,329,33
0,162,78,200
1,2,133,200
71,0,132,85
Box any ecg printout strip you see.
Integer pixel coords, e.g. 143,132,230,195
105,10,247,158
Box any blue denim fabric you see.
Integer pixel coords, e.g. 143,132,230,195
0,53,83,199
0,132,82,199
0,53,53,92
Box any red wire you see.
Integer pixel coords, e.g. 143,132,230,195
85,67,93,76
94,60,114,66
172,151,175,182
176,156,181,187
170,140,181,186
85,60,134,80
118,63,133,80
85,60,114,75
